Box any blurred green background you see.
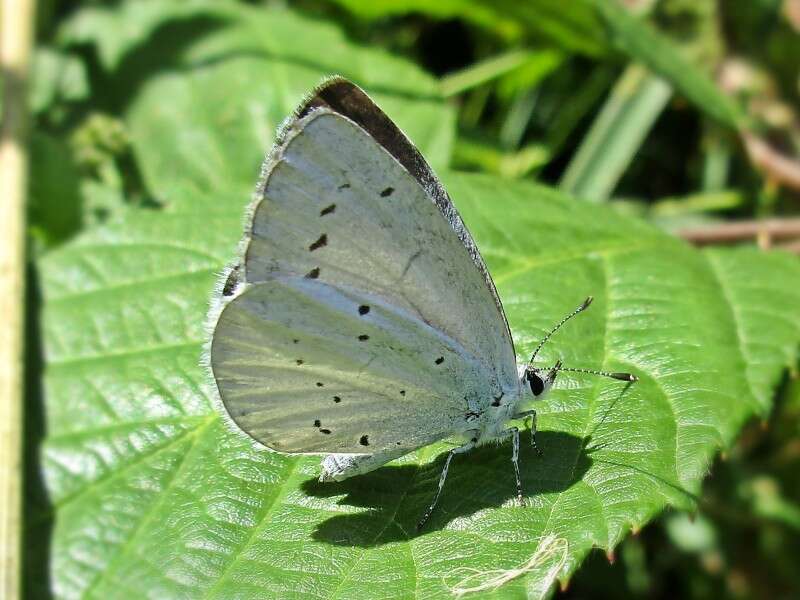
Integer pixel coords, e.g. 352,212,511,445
18,0,800,598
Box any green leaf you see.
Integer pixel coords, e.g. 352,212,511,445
39,4,800,597
440,49,540,97
41,165,800,597
28,132,84,251
327,0,608,55
325,0,524,40
121,4,454,210
58,0,230,70
30,47,89,112
59,2,454,187
332,0,745,131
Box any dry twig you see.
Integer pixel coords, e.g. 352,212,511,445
678,218,800,253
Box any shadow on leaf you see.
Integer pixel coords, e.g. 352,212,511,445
303,430,590,547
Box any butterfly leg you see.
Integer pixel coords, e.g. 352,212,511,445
417,437,477,530
513,409,543,456
499,426,524,505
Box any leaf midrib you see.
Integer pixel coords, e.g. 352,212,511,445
46,267,219,304
202,456,302,598
50,416,209,509
47,340,204,368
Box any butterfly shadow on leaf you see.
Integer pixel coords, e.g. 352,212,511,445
303,430,592,547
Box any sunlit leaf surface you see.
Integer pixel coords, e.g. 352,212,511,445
40,4,800,599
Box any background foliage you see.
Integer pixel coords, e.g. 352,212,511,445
23,0,800,598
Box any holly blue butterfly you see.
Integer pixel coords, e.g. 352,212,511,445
206,78,636,528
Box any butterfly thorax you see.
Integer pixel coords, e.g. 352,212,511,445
468,369,534,446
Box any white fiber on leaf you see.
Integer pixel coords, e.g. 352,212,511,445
444,534,568,596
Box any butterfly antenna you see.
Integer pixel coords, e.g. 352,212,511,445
528,296,593,365
555,366,638,382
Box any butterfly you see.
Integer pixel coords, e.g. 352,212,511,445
207,77,636,528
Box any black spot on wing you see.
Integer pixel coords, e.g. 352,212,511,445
358,305,370,315
399,390,406,396
358,334,369,341
338,183,350,190
313,419,321,427
380,187,394,197
320,429,332,435
320,203,336,216
359,435,369,446
296,359,304,365
316,382,324,387
305,267,320,279
435,356,444,365
333,396,341,403
309,234,327,252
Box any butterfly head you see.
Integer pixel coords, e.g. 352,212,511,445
523,360,561,399
519,297,637,400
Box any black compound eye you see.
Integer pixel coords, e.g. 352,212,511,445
527,371,545,396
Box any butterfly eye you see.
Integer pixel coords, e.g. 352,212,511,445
526,371,545,396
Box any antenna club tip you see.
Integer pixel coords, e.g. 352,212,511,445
580,296,594,310
611,372,637,382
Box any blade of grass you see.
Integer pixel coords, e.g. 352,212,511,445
460,84,492,129
499,88,539,150
560,63,672,201
651,190,743,217
453,134,549,177
587,0,744,129
543,63,616,159
701,126,733,191
488,0,608,56
498,50,563,149
440,49,533,97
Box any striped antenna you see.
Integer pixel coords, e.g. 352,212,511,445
528,296,593,365
554,366,637,382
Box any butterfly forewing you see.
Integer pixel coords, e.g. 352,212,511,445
248,110,514,369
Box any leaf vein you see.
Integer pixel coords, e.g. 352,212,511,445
79,416,216,597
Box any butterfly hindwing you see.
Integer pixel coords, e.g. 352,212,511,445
212,274,497,453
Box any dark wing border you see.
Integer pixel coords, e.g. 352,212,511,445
288,76,515,352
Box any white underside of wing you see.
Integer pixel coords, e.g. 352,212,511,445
245,110,517,380
209,106,521,456
212,274,504,454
